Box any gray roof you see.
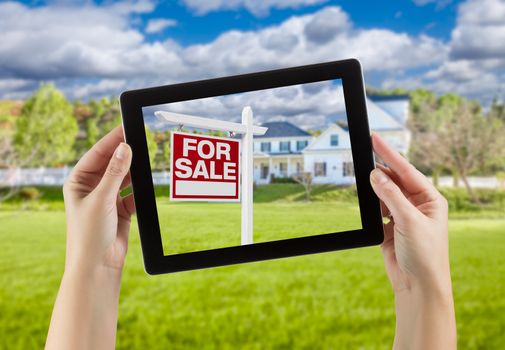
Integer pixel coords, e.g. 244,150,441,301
256,121,311,139
368,94,410,102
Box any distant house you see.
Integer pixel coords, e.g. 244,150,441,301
253,121,312,184
252,95,410,185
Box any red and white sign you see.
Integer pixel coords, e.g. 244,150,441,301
170,131,240,201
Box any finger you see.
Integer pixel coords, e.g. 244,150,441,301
380,200,390,218
121,193,136,217
376,163,412,200
120,172,132,191
371,133,435,197
95,143,132,201
376,163,400,187
116,194,135,252
72,126,124,179
381,220,394,246
370,168,419,224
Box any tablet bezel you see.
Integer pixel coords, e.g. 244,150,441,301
120,59,383,274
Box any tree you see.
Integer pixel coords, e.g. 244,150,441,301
14,83,78,167
145,126,158,168
153,131,171,172
489,97,505,123
1,101,32,201
293,172,313,201
411,94,504,203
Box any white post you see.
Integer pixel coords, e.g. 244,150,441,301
268,157,273,183
241,106,253,245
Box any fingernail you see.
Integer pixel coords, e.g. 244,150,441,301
371,168,389,185
115,143,127,160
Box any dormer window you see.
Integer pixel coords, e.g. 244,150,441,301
279,141,290,152
330,134,339,146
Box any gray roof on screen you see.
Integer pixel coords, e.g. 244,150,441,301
256,121,311,139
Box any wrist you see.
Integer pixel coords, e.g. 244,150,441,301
393,278,456,350
63,263,123,296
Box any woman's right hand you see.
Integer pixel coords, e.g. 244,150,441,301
369,133,456,350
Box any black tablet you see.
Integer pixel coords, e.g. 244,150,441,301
120,59,383,275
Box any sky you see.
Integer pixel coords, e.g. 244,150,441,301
0,0,504,109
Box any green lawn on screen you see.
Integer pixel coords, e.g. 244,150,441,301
160,202,361,255
0,204,504,349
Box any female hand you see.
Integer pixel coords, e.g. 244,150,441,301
63,125,135,273
46,126,135,350
369,133,456,350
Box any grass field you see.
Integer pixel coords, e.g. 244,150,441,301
1,200,504,349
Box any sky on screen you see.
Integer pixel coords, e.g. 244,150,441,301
1,0,504,122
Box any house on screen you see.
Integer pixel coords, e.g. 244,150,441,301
252,95,410,185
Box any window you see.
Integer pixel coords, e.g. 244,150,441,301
296,162,303,173
296,140,308,151
279,162,287,176
330,134,339,146
279,141,290,152
314,162,326,177
343,162,354,177
261,142,271,152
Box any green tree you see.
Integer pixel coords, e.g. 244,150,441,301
85,117,100,149
489,97,505,122
145,126,158,169
407,89,441,182
14,83,78,166
411,93,503,203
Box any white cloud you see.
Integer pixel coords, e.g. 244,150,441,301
411,0,452,8
380,0,505,106
72,79,127,100
418,0,505,103
0,3,448,101
178,6,447,79
450,0,505,60
181,0,328,17
145,18,177,33
148,81,346,130
0,1,185,81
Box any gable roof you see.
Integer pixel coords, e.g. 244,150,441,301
304,123,349,152
366,99,404,131
255,121,311,139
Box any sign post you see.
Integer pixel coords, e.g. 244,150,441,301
155,107,267,245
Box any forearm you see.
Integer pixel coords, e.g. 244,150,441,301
393,282,456,350
45,266,122,350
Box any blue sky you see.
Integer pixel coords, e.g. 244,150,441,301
136,0,460,44
1,0,504,106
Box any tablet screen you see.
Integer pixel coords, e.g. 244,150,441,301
141,79,362,255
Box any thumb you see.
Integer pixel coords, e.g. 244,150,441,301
96,142,132,200
370,168,418,224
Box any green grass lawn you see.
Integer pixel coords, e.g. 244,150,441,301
1,203,504,349
160,202,361,254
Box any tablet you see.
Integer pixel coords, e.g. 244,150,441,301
120,59,383,274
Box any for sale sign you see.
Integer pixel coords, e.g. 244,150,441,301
170,131,240,201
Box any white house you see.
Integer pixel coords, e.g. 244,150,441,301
252,95,410,185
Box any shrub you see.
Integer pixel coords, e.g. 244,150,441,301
439,188,505,212
271,176,297,184
19,187,41,201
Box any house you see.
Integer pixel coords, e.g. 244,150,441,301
252,95,410,185
253,121,312,184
